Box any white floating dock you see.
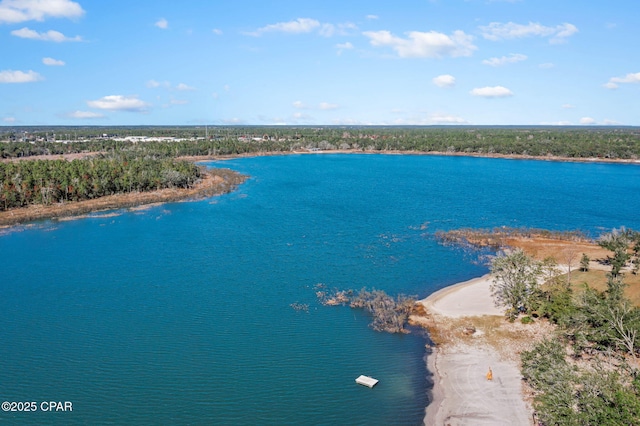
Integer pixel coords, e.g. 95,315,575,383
355,375,379,388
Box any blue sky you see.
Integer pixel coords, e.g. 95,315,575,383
1,0,638,126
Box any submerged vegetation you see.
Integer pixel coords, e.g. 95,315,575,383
315,285,416,333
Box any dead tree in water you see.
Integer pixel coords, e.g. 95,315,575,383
317,285,416,333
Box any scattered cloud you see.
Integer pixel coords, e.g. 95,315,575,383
540,121,573,126
292,111,313,121
170,99,189,105
538,62,555,69
147,80,195,91
336,41,354,55
42,57,65,66
155,18,168,29
602,119,621,125
0,0,84,24
319,102,339,110
247,18,357,38
221,118,245,124
363,29,476,58
366,14,379,20
68,110,104,119
482,53,526,67
176,83,195,91
580,117,596,125
212,28,223,35
433,74,456,88
249,18,320,36
562,104,575,109
87,95,149,112
429,113,467,124
3,116,16,123
11,27,82,42
479,22,578,44
146,79,170,89
319,22,357,37
392,113,468,125
0,69,42,83
294,101,338,110
470,86,514,98
603,72,640,89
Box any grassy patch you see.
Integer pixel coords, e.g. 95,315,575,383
567,270,640,306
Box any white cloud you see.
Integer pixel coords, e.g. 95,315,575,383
319,102,338,110
602,119,621,125
366,14,379,20
68,110,104,119
540,121,573,126
336,41,354,55
222,118,245,124
482,53,526,67
0,69,42,83
170,99,188,105
250,18,320,36
212,28,222,35
433,74,456,88
42,57,64,66
146,79,170,88
479,22,578,44
292,101,308,109
561,104,575,109
0,0,84,24
155,18,168,29
580,117,596,125
3,116,16,123
319,22,357,37
429,113,467,124
87,95,149,112
538,62,555,69
147,80,195,91
176,83,195,91
470,86,514,98
392,113,468,125
11,27,82,42
363,29,476,58
603,72,640,89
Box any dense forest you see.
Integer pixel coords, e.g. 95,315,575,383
1,126,639,159
0,156,201,211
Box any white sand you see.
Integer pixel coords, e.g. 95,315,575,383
421,274,503,318
419,276,533,426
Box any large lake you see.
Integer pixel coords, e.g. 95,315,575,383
1,154,639,425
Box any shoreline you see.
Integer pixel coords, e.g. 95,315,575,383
0,169,247,228
182,149,640,166
414,274,549,425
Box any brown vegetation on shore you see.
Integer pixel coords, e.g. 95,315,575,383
0,168,247,228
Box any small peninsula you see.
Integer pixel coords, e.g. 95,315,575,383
411,228,640,425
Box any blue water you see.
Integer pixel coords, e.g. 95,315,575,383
1,154,639,425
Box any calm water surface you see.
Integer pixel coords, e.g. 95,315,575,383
1,154,639,425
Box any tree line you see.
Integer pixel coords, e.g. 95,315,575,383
0,156,201,210
2,126,639,160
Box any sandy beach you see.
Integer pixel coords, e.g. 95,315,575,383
415,275,546,426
